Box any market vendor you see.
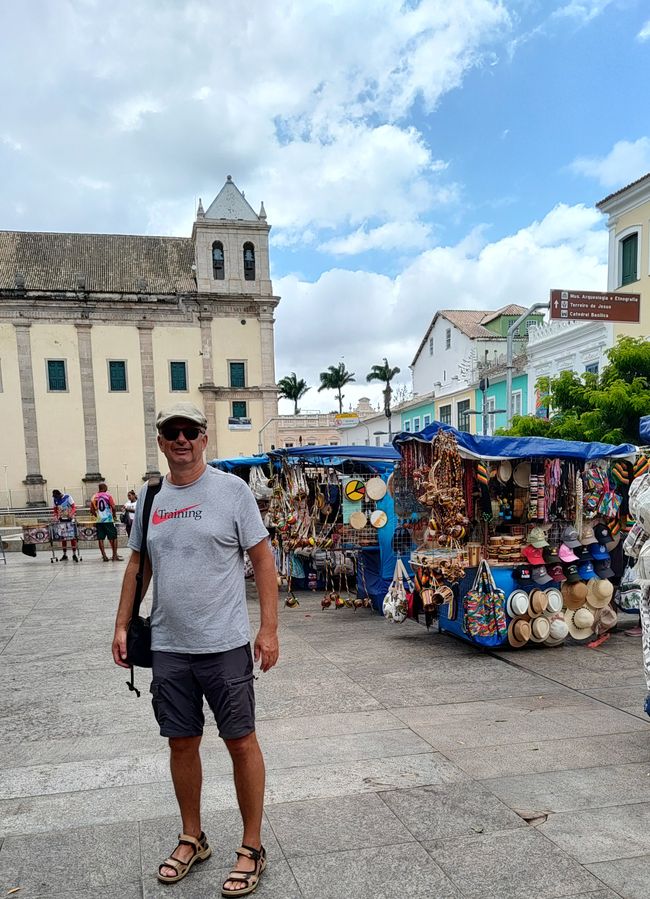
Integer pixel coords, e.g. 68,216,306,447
52,489,78,562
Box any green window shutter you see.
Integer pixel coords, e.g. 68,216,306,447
232,401,247,418
170,361,187,391
109,361,127,391
229,362,246,388
47,360,67,391
621,234,638,286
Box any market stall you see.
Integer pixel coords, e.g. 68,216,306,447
266,445,400,608
392,422,637,649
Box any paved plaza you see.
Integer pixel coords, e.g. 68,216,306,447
1,552,650,897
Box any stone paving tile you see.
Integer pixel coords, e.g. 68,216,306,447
390,693,649,751
289,842,462,898
539,803,650,863
379,781,525,841
266,792,414,857
482,761,650,815
443,730,650,779
0,821,141,897
586,854,650,899
583,685,648,719
424,828,604,899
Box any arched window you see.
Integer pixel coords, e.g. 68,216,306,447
212,241,225,280
243,242,255,281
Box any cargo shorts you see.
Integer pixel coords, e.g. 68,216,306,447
150,644,255,740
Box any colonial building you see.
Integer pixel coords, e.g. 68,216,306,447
0,176,279,506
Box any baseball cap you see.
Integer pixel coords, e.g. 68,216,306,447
532,565,553,586
574,545,593,564
522,545,545,565
593,559,615,579
589,544,611,562
542,546,562,566
528,526,549,548
577,561,597,580
156,402,208,431
514,564,533,584
580,525,598,546
548,562,566,582
592,522,618,550
562,563,581,584
558,543,579,563
561,525,582,549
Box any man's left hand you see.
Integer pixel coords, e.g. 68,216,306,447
254,627,279,672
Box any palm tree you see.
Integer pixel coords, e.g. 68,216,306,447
277,372,310,415
317,363,355,413
366,357,401,438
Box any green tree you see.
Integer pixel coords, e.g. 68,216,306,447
497,336,650,445
366,357,401,435
277,372,310,415
317,362,355,413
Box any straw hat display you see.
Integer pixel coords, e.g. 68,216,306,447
528,589,548,618
513,462,531,487
497,460,513,484
544,588,563,615
567,606,596,641
593,604,618,635
561,581,588,610
586,578,614,609
507,589,530,618
508,617,531,648
529,616,551,643
544,613,569,646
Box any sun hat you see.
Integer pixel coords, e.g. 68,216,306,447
593,559,615,579
562,580,588,610
531,565,553,586
522,545,545,565
514,564,533,584
529,615,551,643
567,606,595,640
544,587,563,614
593,604,618,635
508,617,531,647
558,543,579,563
562,563,582,585
587,578,614,608
593,522,619,550
513,462,531,488
580,525,598,546
156,402,207,430
542,547,562,566
507,589,530,618
590,544,610,562
528,526,549,548
544,613,569,645
577,561,597,580
548,562,566,582
561,526,583,549
497,460,513,484
529,588,548,617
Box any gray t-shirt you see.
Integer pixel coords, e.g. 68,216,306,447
129,466,268,653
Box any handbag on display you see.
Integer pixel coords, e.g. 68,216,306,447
125,476,163,696
383,558,413,623
463,559,508,646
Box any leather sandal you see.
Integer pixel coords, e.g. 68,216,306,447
221,844,266,896
157,831,211,883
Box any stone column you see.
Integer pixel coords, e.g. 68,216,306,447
198,313,218,460
75,323,103,494
259,307,278,443
137,322,161,479
14,323,47,506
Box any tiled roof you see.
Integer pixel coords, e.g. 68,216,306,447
411,304,528,366
597,172,650,208
0,230,196,294
481,304,527,324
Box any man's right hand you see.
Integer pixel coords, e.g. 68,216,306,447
112,626,130,668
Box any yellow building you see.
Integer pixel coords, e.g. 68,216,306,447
597,173,650,339
0,177,279,506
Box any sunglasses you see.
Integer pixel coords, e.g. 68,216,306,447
160,424,205,441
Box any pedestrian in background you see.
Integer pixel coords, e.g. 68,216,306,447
122,489,138,538
51,489,79,562
90,482,123,561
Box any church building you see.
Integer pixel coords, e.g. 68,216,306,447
0,176,279,506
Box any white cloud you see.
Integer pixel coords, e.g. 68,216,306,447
638,19,650,41
319,221,433,255
570,137,650,189
1,135,22,151
275,203,608,412
111,95,164,132
551,0,616,24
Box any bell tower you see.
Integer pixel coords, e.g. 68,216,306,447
192,175,273,298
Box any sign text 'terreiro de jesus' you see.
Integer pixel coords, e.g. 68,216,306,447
550,289,640,323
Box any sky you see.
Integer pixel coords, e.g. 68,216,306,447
1,0,649,414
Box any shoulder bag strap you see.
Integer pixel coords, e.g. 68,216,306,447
132,476,163,619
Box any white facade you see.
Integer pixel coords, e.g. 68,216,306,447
525,320,613,415
412,318,475,396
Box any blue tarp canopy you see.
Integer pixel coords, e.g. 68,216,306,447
394,420,636,461
210,455,270,472
269,444,399,473
640,415,650,443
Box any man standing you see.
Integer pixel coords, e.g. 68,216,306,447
90,482,122,562
51,489,78,562
112,402,278,895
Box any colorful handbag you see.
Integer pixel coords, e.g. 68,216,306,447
463,559,508,646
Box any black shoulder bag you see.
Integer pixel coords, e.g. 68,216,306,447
125,476,163,696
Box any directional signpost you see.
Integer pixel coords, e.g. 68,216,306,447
550,289,640,323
